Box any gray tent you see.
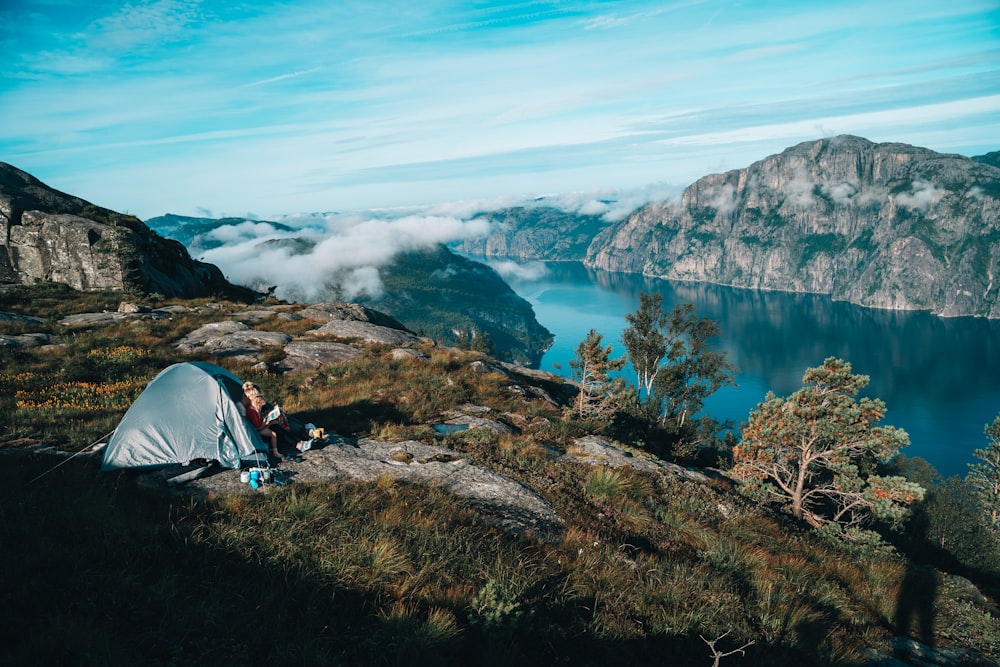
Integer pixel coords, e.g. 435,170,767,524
102,361,267,471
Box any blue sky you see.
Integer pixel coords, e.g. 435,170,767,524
2,0,998,221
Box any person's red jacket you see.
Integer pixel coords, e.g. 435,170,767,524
246,405,264,430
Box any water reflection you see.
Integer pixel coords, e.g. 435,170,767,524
510,261,1000,478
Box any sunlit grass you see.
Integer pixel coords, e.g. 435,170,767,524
15,379,141,412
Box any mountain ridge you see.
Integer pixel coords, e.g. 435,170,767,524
585,135,1000,317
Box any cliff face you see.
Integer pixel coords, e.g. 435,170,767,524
0,163,257,300
452,206,611,261
586,136,1000,317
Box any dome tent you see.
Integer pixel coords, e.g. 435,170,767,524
102,362,267,471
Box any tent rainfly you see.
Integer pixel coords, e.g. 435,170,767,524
102,362,267,471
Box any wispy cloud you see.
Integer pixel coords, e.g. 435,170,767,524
89,0,203,50
1,0,996,220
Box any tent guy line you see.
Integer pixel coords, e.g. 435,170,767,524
28,429,116,485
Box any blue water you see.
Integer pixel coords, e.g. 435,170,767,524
502,261,1000,479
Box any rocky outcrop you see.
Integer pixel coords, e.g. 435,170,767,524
170,301,423,371
564,435,711,483
586,136,1000,318
0,162,258,300
3,298,427,369
133,434,564,537
0,332,51,348
276,341,363,371
174,321,294,361
296,437,564,536
297,302,411,330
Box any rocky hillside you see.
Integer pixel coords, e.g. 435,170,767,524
586,136,1000,317
0,163,257,300
145,215,554,365
451,205,611,260
355,244,554,366
4,284,1000,666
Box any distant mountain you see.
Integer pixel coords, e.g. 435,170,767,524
0,163,258,300
452,136,1000,319
450,205,611,261
354,244,553,366
973,150,1000,170
586,135,1000,317
145,213,297,250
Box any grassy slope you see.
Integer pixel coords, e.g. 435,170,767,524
1,284,998,666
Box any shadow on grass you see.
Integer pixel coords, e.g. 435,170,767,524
0,454,864,667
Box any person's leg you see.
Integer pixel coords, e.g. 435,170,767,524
261,427,281,459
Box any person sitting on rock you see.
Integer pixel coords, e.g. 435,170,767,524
242,392,281,462
260,399,313,459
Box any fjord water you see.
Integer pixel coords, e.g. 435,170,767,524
505,261,1000,478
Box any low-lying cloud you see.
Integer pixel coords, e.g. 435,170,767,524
485,259,551,284
540,182,683,221
896,179,942,211
194,187,678,301
198,211,493,302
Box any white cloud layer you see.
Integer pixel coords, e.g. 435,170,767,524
198,211,494,302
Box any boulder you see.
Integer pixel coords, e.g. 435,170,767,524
392,348,428,361
307,319,422,346
440,412,517,435
176,436,563,537
174,321,292,360
564,435,710,483
117,302,145,313
273,341,363,371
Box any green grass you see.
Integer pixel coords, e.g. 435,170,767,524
1,285,999,665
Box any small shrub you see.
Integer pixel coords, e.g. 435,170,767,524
471,576,529,633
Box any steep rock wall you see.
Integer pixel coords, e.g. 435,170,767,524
586,136,1000,317
0,162,258,300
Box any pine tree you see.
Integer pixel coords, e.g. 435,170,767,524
732,357,924,532
469,330,496,357
968,416,1000,529
569,329,625,419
